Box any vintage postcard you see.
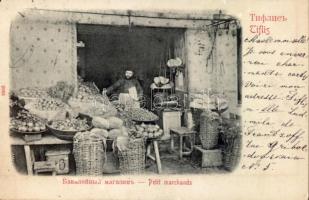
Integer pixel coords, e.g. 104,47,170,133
0,0,308,199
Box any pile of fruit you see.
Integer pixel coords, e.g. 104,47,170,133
47,81,75,102
127,108,158,122
10,110,46,133
34,98,65,111
17,87,48,98
49,118,90,132
131,123,163,139
71,77,102,102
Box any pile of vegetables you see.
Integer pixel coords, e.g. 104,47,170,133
126,107,158,122
50,118,90,132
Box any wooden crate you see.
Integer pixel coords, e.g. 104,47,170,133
191,146,222,167
45,149,70,175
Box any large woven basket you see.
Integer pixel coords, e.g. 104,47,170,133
222,134,242,171
116,138,145,174
221,120,242,171
73,133,106,176
199,110,220,150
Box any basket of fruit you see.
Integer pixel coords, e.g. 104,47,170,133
46,118,92,140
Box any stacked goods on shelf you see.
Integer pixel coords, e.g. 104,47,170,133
221,119,242,171
199,110,220,149
10,110,46,133
73,131,106,176
92,116,127,140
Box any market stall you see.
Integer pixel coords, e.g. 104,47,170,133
10,9,242,175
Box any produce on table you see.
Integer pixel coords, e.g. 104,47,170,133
50,118,90,132
47,81,75,102
10,110,46,132
34,98,65,111
126,107,158,122
132,123,163,139
17,87,48,98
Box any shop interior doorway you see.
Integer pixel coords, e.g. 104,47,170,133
77,24,186,108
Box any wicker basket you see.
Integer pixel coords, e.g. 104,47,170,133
221,120,242,171
116,137,145,174
222,134,242,171
73,132,106,176
199,110,220,150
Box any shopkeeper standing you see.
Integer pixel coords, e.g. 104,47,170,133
105,69,143,108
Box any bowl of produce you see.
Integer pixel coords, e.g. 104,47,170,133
46,118,92,140
10,110,47,135
10,118,47,135
127,107,159,122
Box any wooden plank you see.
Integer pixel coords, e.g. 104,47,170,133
16,9,224,29
11,135,73,146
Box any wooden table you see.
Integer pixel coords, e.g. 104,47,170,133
170,127,196,159
10,134,72,175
